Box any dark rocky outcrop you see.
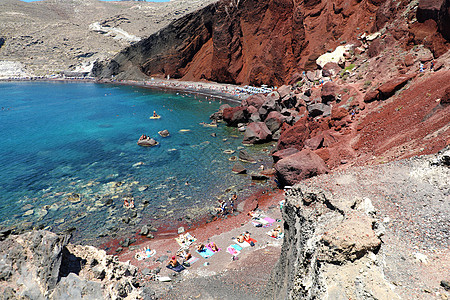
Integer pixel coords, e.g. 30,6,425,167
267,151,449,299
0,230,141,299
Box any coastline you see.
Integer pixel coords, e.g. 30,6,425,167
2,77,284,293
0,76,250,103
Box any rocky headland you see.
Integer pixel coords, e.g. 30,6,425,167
0,0,449,299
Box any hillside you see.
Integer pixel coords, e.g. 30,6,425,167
0,0,449,299
0,0,217,76
94,0,450,86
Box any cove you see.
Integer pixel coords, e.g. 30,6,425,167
0,81,273,245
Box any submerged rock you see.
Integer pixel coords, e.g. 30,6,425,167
238,150,257,163
232,163,247,174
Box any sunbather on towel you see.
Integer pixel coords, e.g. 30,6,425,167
167,256,180,268
243,231,251,242
269,225,282,238
237,234,245,243
197,243,206,252
209,242,219,252
177,248,192,261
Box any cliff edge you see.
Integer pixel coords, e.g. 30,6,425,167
266,148,450,299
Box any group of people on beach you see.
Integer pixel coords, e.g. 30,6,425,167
216,193,237,216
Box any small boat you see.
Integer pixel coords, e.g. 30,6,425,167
149,115,161,119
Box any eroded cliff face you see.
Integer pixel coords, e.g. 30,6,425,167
266,149,450,299
96,0,386,85
95,0,449,86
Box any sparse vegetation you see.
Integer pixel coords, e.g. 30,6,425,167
340,64,356,77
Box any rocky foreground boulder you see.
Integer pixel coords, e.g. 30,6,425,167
0,230,144,299
274,149,329,186
267,148,450,299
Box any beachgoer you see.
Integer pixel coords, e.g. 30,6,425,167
168,256,179,268
197,243,205,252
210,242,219,252
216,200,227,215
177,248,192,261
123,199,129,208
270,225,282,238
244,231,251,242
129,199,135,209
237,234,245,243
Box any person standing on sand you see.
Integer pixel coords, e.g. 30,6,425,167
229,193,237,213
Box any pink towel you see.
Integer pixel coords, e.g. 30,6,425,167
264,217,276,223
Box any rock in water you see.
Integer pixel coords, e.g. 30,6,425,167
232,163,247,174
238,150,257,163
158,129,170,137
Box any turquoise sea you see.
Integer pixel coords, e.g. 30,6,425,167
0,81,273,245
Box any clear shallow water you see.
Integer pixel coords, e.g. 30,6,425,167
0,81,273,244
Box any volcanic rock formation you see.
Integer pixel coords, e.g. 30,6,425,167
95,0,450,86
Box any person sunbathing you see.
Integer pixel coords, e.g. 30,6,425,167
177,249,192,261
244,231,251,242
168,256,179,268
237,234,245,243
270,225,282,238
197,243,205,252
209,242,219,252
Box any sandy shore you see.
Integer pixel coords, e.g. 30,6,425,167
101,77,251,103
116,186,286,299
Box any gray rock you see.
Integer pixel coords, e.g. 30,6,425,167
238,150,257,163
158,129,170,137
156,255,168,263
140,225,150,236
52,273,103,300
249,172,269,180
307,103,331,118
232,163,247,174
441,280,450,291
142,268,151,276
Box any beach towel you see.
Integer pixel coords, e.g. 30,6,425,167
166,264,185,272
227,246,240,256
186,256,199,265
267,231,284,239
157,276,172,282
231,244,242,251
175,232,196,247
233,239,250,248
244,237,257,244
252,217,269,225
264,217,276,224
134,249,156,260
196,247,215,259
